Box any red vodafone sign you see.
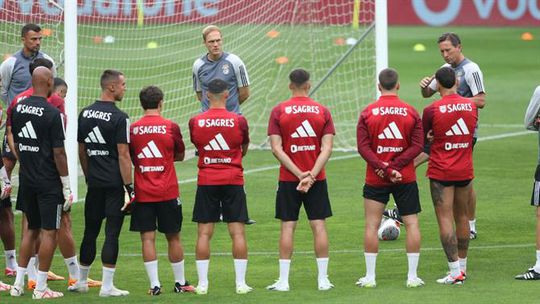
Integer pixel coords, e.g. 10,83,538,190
389,0,540,26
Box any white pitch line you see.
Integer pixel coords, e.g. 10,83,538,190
177,130,534,185
72,242,534,258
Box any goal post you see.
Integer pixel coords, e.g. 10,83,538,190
1,0,388,200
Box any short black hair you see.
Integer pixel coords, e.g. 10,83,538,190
21,23,41,37
54,77,67,90
139,86,163,110
435,67,456,89
378,68,399,90
207,78,228,94
100,69,124,90
289,69,310,87
438,32,461,47
29,58,53,75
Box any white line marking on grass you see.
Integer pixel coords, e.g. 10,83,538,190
177,154,359,185
80,243,534,258
176,130,534,185
477,130,532,142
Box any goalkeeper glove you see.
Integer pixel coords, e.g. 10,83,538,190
0,167,11,200
122,183,135,214
60,176,73,211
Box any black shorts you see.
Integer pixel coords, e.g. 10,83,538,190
130,199,183,233
0,197,12,208
85,186,125,220
193,185,248,223
363,182,421,216
430,179,472,188
1,134,16,160
531,164,540,206
15,187,25,212
17,184,62,230
275,180,332,221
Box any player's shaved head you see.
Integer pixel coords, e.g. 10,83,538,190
139,86,163,110
378,68,399,91
100,69,124,90
435,67,456,89
29,57,53,75
289,69,310,88
438,32,461,47
32,66,53,98
207,78,229,106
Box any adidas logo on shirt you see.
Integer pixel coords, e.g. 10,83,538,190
137,140,163,159
291,120,316,138
445,118,470,136
84,126,106,144
18,121,37,139
204,133,230,151
377,122,403,139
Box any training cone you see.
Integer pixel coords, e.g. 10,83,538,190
413,43,426,52
275,56,289,64
103,35,115,44
266,30,280,39
147,41,158,49
42,28,53,37
521,32,534,41
334,37,345,46
92,36,103,44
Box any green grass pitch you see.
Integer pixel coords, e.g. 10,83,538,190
3,26,540,303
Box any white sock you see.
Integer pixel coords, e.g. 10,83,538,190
234,259,248,286
364,252,377,281
102,266,115,291
278,259,291,283
534,250,540,273
407,253,420,281
448,261,461,277
5,250,17,269
79,265,89,285
14,266,26,287
27,256,38,281
36,270,48,291
196,260,209,288
469,219,476,232
144,260,160,288
459,257,467,274
316,257,329,281
171,260,186,285
64,256,80,280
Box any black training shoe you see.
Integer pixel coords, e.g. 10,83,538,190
383,208,403,224
148,286,162,296
515,268,540,280
174,281,195,293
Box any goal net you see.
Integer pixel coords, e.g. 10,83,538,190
1,0,379,151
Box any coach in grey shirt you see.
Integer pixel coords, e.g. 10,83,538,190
192,25,250,114
0,23,56,106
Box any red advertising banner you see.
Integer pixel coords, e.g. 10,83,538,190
0,0,373,25
388,0,540,26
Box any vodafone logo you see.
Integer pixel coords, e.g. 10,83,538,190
412,0,540,26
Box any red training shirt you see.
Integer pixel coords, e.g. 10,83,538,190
267,96,335,182
357,95,424,186
7,87,65,127
130,114,185,202
189,108,249,185
423,94,478,181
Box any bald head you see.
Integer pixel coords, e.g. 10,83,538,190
32,66,53,98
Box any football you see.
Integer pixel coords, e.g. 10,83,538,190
378,218,401,241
